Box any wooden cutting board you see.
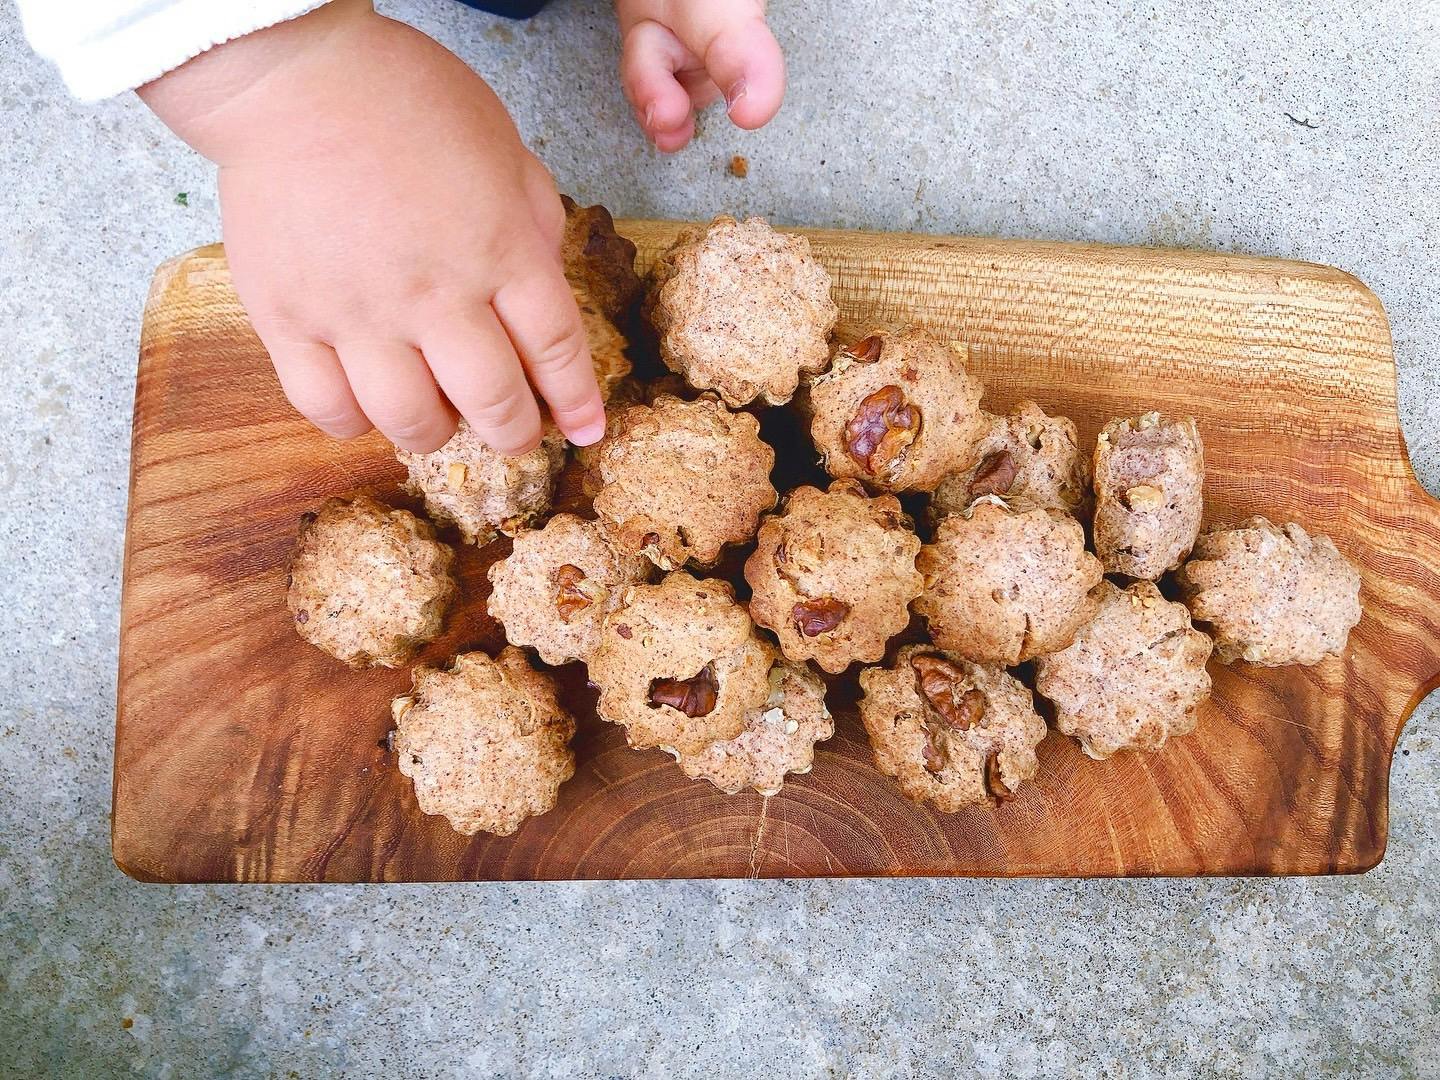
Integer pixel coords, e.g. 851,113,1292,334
115,222,1440,883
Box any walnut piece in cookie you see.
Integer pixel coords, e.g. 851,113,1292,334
286,495,456,669
1176,516,1362,665
1035,580,1213,760
678,660,834,795
1093,412,1205,579
808,326,987,492
647,215,838,407
586,393,777,569
859,645,1047,812
914,498,1103,666
932,400,1091,520
589,573,776,757
392,647,575,836
744,480,923,673
397,420,566,546
560,195,642,323
487,513,653,666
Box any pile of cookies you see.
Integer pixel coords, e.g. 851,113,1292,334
285,206,1364,837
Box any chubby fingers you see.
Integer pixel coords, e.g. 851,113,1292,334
264,337,373,440
492,250,607,446
420,306,546,457
336,339,458,453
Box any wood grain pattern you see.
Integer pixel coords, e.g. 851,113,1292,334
115,223,1440,883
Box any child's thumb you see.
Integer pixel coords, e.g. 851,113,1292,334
670,3,785,130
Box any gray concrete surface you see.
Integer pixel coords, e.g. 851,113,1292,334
2,0,1438,1076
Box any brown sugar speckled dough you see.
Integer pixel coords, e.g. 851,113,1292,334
678,660,834,795
931,400,1091,520
1093,412,1205,579
859,645,1047,812
1177,516,1362,665
586,393,777,570
807,326,987,493
487,513,652,666
1035,580,1213,760
647,215,838,407
744,480,923,673
397,421,566,546
589,573,776,757
560,195,642,323
392,647,576,836
286,495,456,669
915,498,1102,666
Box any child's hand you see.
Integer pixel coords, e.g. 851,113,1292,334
615,0,785,152
139,0,605,455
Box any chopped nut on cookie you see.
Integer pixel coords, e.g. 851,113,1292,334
1176,516,1362,665
487,513,653,666
914,498,1103,666
585,393,777,570
807,326,987,493
1092,412,1205,579
392,647,576,836
744,480,923,673
1035,580,1213,760
859,645,1047,812
286,495,456,669
646,215,838,407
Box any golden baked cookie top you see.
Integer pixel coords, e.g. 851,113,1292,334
286,495,456,669
586,393,777,570
915,498,1103,666
560,195,642,323
859,645,1047,813
1177,516,1361,666
392,647,576,836
744,479,923,673
807,326,987,493
647,215,838,407
1093,412,1205,580
1035,580,1213,760
487,513,652,666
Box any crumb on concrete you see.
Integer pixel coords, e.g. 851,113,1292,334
729,155,749,179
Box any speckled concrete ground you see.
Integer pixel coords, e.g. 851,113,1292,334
2,1,1437,1076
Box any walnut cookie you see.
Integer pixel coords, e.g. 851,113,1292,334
1093,412,1205,579
1034,580,1213,760
859,646,1047,812
931,400,1091,520
585,393,777,570
391,647,576,837
286,495,457,669
487,514,653,666
589,573,777,758
1176,516,1362,666
914,497,1103,666
744,480,923,673
807,326,987,493
647,215,838,407
560,195,642,324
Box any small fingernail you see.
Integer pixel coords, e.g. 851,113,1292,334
643,103,656,131
725,81,747,115
570,418,608,446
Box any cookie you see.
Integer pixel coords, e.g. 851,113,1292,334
931,400,1091,520
677,660,834,796
744,480,923,673
586,393,777,570
859,645,1047,812
647,215,838,407
560,195,642,323
1093,412,1205,579
286,495,456,669
589,573,777,757
574,285,633,400
807,327,987,493
392,647,576,836
398,420,567,546
1176,516,1362,665
487,513,652,666
914,498,1103,666
1034,580,1213,760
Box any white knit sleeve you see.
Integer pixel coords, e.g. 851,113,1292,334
16,0,336,102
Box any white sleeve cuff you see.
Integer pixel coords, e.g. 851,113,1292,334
19,0,336,102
